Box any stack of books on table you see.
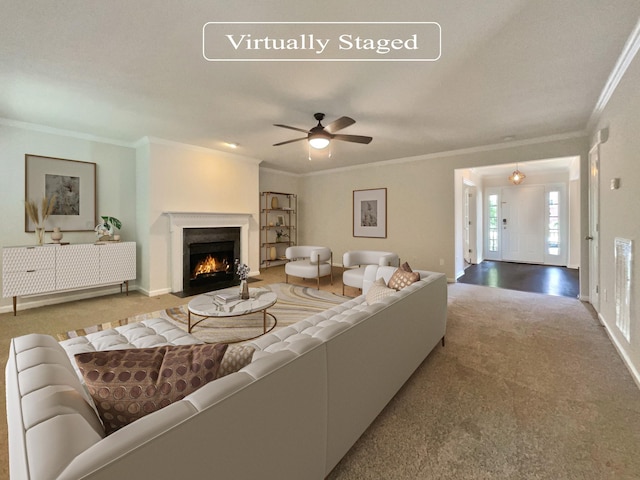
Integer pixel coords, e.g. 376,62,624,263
215,292,239,303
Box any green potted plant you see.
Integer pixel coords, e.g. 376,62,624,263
95,216,122,241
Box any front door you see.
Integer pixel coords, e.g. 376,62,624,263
501,185,545,263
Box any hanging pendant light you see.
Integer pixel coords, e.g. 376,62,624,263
509,164,526,185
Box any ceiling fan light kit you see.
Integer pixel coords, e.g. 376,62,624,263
308,130,331,149
273,112,372,153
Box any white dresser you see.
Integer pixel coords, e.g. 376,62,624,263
2,242,136,315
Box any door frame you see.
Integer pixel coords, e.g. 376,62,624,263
463,181,478,265
588,143,600,309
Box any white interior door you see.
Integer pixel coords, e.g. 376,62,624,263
501,185,545,263
589,145,600,309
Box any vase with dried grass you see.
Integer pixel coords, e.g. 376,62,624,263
25,195,56,245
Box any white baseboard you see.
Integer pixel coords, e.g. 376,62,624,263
139,287,172,297
597,311,640,390
0,284,140,314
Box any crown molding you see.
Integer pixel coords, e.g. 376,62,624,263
0,117,134,147
137,136,262,165
587,18,640,131
301,131,587,177
259,166,302,178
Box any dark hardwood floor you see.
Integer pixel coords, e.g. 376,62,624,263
457,260,579,298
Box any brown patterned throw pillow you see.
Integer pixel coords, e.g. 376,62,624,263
388,267,420,290
75,343,228,434
400,261,413,272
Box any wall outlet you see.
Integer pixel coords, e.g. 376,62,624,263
439,258,444,266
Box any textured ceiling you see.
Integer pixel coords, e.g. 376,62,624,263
1,1,639,174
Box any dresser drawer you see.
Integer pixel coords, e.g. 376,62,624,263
2,246,56,273
2,269,56,297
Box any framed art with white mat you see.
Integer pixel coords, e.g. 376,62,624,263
25,154,96,232
353,187,386,238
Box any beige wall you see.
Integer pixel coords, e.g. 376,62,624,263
275,136,589,283
593,50,640,382
136,138,262,295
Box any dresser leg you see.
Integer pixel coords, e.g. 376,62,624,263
13,297,17,316
125,280,129,296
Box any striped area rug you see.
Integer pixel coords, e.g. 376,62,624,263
57,283,349,344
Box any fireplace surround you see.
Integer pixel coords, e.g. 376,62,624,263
166,212,252,295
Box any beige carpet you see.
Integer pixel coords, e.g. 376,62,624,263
327,283,640,480
57,283,348,344
3,279,640,479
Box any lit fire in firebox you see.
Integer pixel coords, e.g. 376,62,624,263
191,255,230,280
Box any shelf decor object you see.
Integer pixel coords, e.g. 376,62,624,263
353,188,387,238
50,227,63,244
260,192,297,267
25,195,56,245
25,154,96,232
95,216,122,241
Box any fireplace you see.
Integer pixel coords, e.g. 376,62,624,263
181,227,241,296
166,212,251,296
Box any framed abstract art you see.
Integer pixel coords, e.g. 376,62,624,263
25,154,97,232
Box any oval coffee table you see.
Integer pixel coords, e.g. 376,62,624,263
187,287,277,341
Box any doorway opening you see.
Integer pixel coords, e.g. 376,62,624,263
454,156,580,296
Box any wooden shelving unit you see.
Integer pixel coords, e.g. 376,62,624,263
260,191,297,268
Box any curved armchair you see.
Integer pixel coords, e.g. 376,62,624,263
285,246,333,290
342,250,400,295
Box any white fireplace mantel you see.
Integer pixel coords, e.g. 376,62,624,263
164,212,252,293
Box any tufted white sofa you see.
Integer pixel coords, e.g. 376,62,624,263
6,265,447,479
341,250,400,295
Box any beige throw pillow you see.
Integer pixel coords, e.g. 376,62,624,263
366,277,396,305
218,344,255,378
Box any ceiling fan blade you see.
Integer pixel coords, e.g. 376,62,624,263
273,137,307,146
273,124,310,134
324,116,355,133
332,134,373,144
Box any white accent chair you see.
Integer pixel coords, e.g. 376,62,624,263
342,250,400,295
285,246,333,289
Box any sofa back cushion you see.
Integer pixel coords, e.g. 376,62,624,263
75,343,228,434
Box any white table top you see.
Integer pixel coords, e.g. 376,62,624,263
187,287,277,318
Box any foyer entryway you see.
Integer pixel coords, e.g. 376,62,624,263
457,260,579,298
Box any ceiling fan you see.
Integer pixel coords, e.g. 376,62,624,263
273,113,372,149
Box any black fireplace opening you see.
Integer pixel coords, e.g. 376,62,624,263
181,227,241,297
